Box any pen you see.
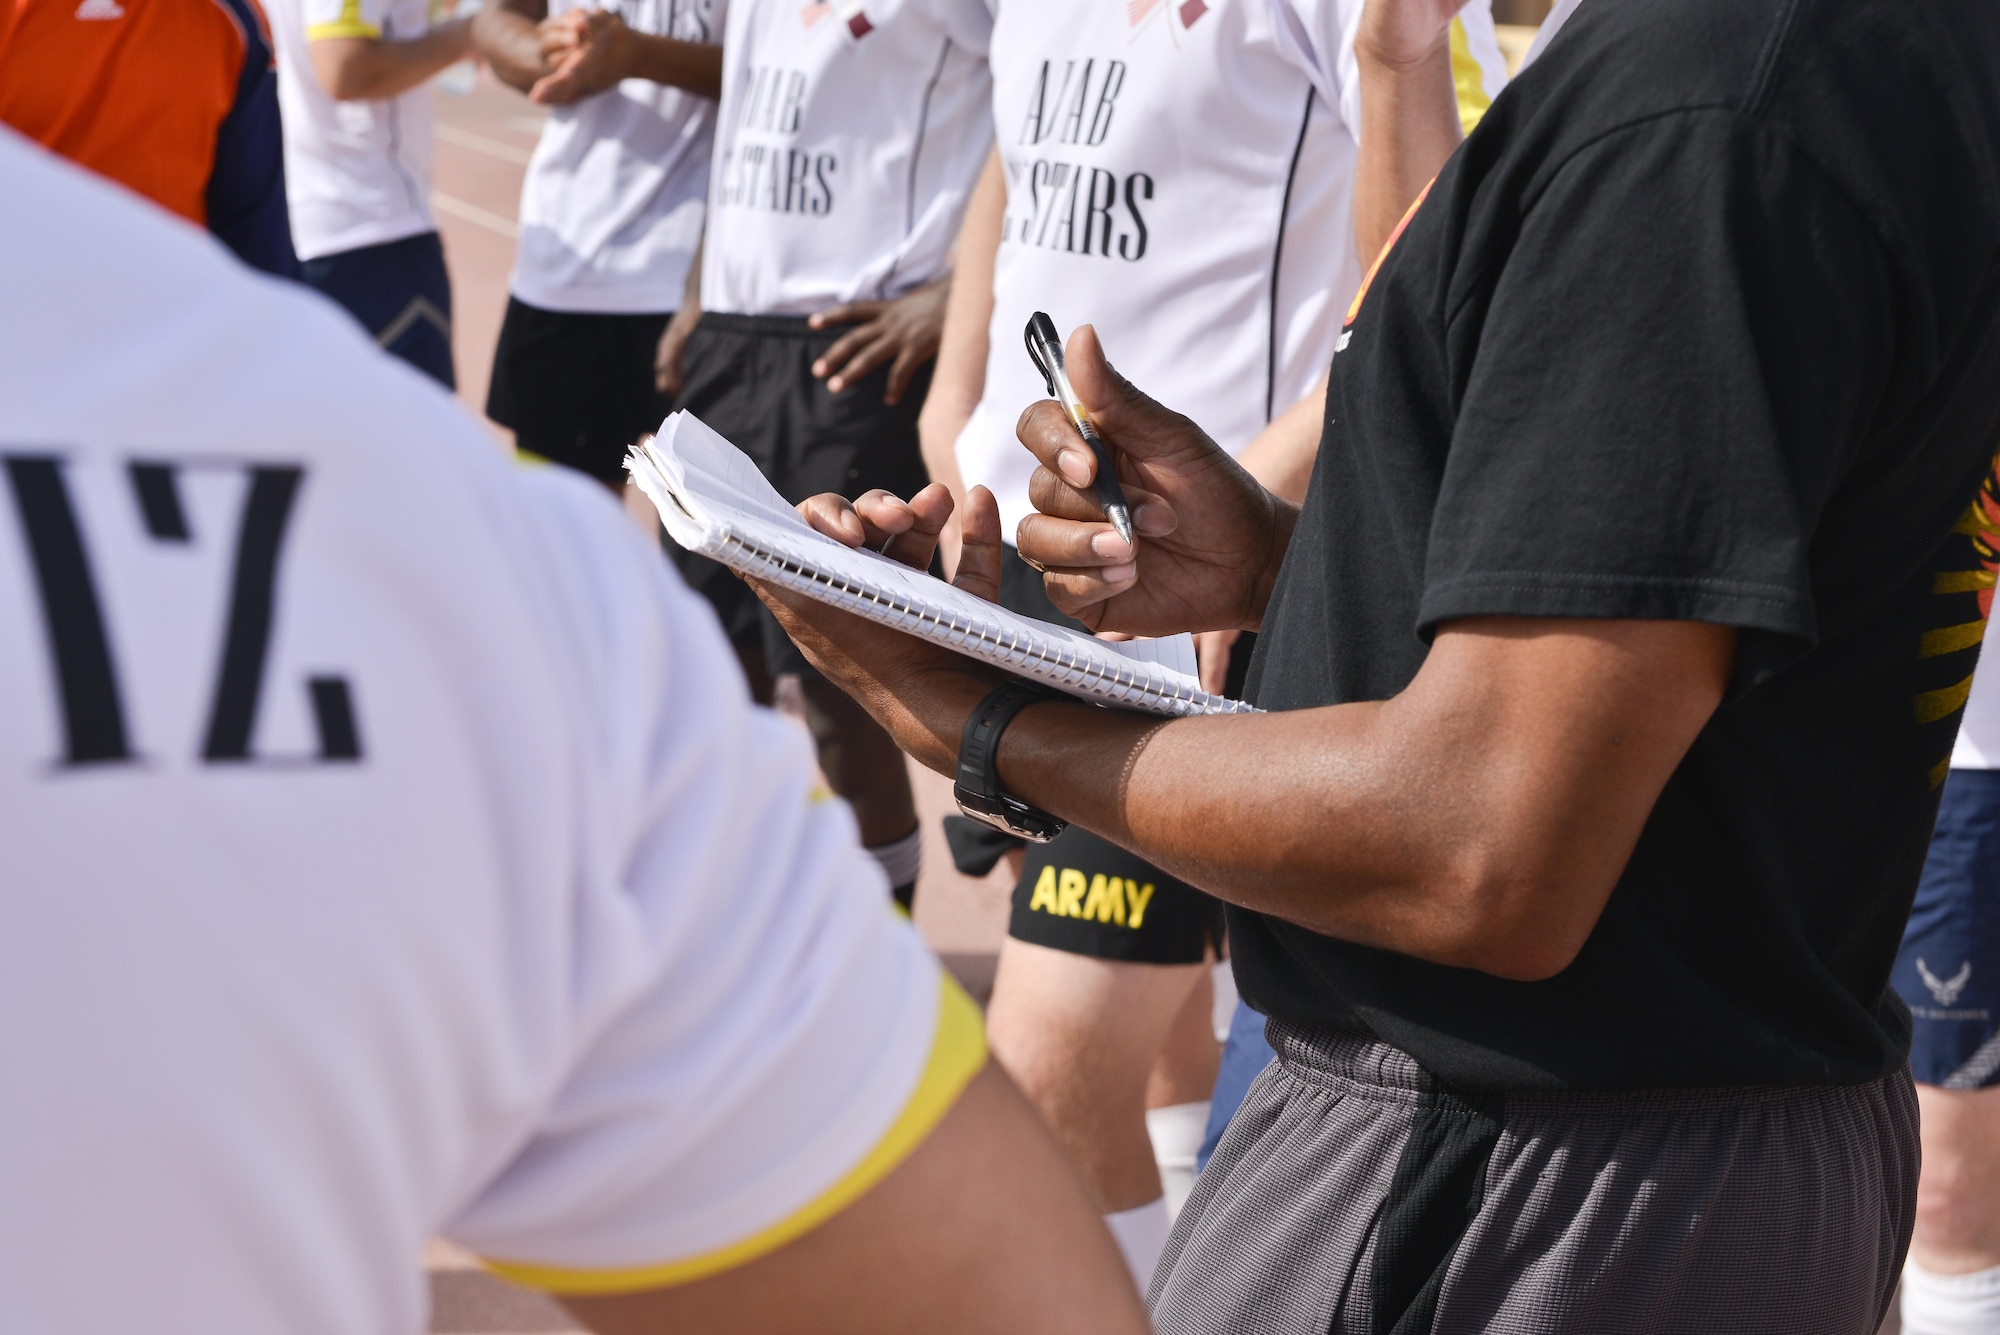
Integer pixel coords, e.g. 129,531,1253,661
1024,311,1133,546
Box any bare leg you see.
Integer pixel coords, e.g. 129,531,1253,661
1145,965,1222,1218
735,642,775,709
985,938,1207,1212
799,674,918,847
1902,1084,2000,1334
1147,961,1220,1111
1912,1085,2000,1273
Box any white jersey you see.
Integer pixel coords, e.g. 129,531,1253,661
701,0,995,316
0,131,982,1333
1955,657,2000,769
267,0,438,260
1521,0,1585,69
511,0,725,314
956,0,1507,541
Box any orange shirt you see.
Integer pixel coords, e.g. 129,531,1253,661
0,0,263,225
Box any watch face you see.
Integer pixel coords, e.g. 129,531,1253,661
954,791,1064,843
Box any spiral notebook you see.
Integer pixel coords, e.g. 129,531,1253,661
627,412,1256,717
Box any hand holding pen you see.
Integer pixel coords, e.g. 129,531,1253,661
1010,322,1290,643
1024,312,1135,545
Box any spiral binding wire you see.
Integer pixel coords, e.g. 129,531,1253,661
721,530,1258,717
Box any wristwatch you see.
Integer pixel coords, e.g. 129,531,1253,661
954,680,1068,843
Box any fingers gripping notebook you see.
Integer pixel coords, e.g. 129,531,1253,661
627,412,1256,718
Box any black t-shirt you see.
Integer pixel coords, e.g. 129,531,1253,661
1236,0,2000,1091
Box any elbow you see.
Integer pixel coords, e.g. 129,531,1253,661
311,53,379,101
1422,866,1600,983
324,74,376,101
1456,930,1584,984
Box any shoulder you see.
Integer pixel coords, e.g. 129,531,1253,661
1488,0,2000,267
3,134,670,691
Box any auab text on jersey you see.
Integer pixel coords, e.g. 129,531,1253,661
1004,57,1151,262
712,64,836,216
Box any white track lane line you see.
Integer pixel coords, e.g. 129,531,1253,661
431,192,520,238
434,123,536,165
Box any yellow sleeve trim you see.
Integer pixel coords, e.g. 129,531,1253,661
306,18,382,37
1449,17,1494,136
308,0,378,39
481,972,988,1296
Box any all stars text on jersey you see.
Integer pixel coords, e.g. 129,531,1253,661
1004,160,1151,260
1002,56,1151,260
714,143,836,215
1016,57,1125,148
715,64,836,216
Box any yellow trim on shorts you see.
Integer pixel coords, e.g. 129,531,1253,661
1449,18,1494,135
481,972,987,1296
308,0,380,40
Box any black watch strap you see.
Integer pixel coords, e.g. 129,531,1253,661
954,680,1066,841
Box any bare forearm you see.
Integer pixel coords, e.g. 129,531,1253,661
919,151,1001,502
310,21,472,101
1352,39,1464,264
615,32,722,97
986,619,1734,979
473,5,546,92
919,150,1002,569
991,697,1490,964
1235,375,1327,506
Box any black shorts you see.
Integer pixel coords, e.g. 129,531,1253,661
485,297,673,489
668,312,931,676
985,544,1229,966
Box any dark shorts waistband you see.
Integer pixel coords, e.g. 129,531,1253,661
695,312,823,339
1268,1018,1913,1112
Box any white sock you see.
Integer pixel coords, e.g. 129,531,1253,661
1211,959,1239,1043
1904,1259,2000,1334
1147,1100,1211,1220
866,828,922,899
1104,1197,1171,1293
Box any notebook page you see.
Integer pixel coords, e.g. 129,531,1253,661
628,414,1246,715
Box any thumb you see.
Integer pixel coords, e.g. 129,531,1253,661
1063,323,1186,457
952,486,1004,604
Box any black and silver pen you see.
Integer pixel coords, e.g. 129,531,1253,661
1024,311,1133,546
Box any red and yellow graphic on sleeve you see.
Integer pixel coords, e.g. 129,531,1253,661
1345,179,1434,337
1915,461,2000,785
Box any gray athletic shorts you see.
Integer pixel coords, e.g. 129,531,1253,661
1153,1022,1917,1335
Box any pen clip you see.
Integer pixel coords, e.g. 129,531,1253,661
1024,312,1060,398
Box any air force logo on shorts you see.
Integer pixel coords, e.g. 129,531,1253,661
1896,769,2000,1090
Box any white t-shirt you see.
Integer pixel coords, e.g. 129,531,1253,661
267,0,438,260
701,0,996,316
1521,0,1585,69
0,130,983,1333
1955,670,2000,768
511,0,726,314
956,0,1507,541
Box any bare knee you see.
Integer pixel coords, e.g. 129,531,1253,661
986,940,1206,1210
1914,1084,2000,1272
